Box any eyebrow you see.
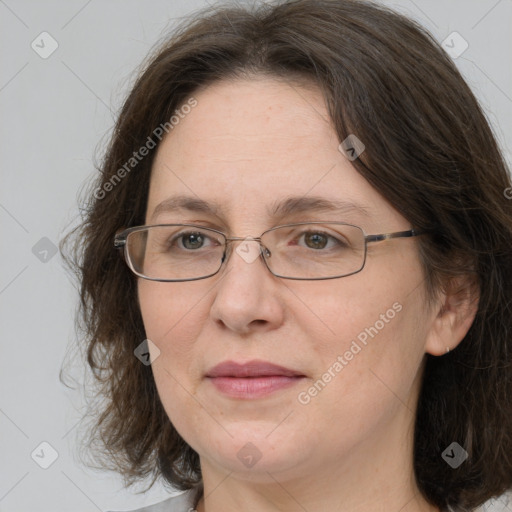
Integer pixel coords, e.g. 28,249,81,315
150,194,370,222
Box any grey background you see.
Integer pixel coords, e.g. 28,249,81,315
0,1,511,511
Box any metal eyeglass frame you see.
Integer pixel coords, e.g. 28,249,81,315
114,221,426,282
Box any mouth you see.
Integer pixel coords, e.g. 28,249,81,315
205,359,306,399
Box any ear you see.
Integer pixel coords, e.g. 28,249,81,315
425,274,480,356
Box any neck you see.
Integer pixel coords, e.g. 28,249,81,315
195,473,439,512
194,406,439,512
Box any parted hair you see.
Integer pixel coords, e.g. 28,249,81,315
62,1,512,510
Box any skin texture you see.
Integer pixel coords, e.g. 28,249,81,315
139,78,477,512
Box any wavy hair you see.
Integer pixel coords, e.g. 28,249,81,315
61,1,512,510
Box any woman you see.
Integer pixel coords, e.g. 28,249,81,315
64,0,512,511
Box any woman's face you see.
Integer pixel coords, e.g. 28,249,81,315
139,77,438,484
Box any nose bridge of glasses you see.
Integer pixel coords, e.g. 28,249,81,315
223,236,269,265
225,236,262,243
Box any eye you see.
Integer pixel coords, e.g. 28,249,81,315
297,230,348,250
175,231,216,250
152,229,217,252
302,231,329,249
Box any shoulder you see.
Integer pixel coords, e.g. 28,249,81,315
106,485,202,512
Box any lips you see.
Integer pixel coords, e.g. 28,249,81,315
205,360,305,399
205,359,304,378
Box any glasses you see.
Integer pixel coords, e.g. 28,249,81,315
114,222,425,282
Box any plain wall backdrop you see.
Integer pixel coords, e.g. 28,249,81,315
1,1,511,511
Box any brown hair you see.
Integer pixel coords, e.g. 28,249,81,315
61,0,512,510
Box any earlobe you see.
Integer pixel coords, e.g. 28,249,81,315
425,275,480,356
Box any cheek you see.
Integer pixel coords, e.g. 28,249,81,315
294,255,428,406
138,281,209,435
291,302,422,451
138,280,208,363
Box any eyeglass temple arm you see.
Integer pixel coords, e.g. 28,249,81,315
114,236,126,248
365,228,425,244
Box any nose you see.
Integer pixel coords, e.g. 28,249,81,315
209,239,284,335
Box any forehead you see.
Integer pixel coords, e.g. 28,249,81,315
146,78,401,230
164,77,335,161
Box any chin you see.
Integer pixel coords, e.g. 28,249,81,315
190,425,314,479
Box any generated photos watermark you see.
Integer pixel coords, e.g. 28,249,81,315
134,339,161,366
94,97,198,200
297,301,403,405
338,134,365,161
441,441,469,469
